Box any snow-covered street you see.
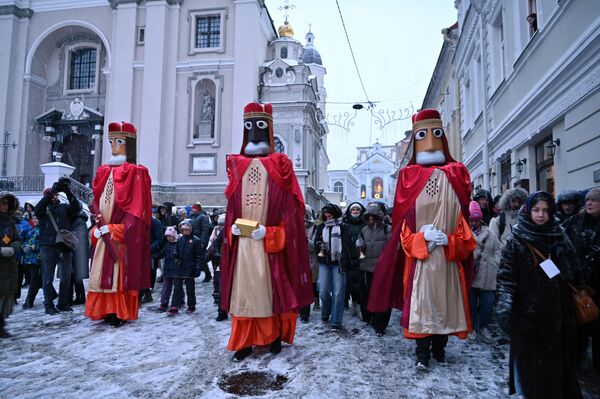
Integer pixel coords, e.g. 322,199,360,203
1,280,599,398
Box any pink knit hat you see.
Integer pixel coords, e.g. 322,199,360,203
469,200,483,220
164,226,178,239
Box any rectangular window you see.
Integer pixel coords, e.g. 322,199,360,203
69,48,97,90
196,15,220,49
137,26,145,45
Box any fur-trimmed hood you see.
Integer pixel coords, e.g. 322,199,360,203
498,187,528,212
0,192,20,216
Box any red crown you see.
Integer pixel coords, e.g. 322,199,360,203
108,122,137,138
412,109,441,124
243,102,273,120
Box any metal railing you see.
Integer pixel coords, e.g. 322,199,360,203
0,176,44,192
62,175,94,205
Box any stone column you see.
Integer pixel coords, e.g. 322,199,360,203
40,162,75,189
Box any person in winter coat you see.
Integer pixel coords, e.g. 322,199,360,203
34,179,81,314
23,202,35,225
69,211,89,306
22,216,41,309
342,202,365,317
555,189,583,223
467,201,501,344
14,209,30,298
489,187,528,246
563,187,600,375
473,189,496,225
207,214,227,321
496,191,583,399
166,220,203,315
140,215,165,304
0,193,22,338
300,205,319,323
158,226,178,311
157,202,178,228
355,204,392,335
315,203,350,330
189,202,212,282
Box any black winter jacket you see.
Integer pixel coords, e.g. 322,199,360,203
34,192,81,246
190,213,211,251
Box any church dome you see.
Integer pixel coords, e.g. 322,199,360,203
301,31,322,65
278,20,294,38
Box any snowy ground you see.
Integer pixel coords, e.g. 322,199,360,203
1,279,599,399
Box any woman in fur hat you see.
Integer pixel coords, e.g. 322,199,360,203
0,193,22,338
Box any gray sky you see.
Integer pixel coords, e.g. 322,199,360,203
265,0,458,170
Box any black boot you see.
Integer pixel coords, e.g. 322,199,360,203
270,337,282,354
45,305,59,315
232,347,253,362
0,317,10,338
73,293,86,305
216,310,228,321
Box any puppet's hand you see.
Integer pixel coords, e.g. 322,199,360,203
423,228,438,242
231,224,241,236
98,225,110,236
433,231,448,246
93,228,102,239
251,225,266,240
427,241,437,252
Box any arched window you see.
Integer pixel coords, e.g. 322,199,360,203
333,182,344,193
69,48,97,90
372,177,383,199
360,184,367,199
280,47,288,59
274,136,285,153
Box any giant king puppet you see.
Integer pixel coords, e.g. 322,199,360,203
221,102,313,361
84,122,152,327
368,109,476,368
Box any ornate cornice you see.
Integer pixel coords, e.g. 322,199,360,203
0,5,33,18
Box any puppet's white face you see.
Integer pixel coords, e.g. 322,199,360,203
244,141,270,155
416,150,446,165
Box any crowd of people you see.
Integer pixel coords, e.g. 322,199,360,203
1,106,599,397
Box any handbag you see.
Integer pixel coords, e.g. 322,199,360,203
47,209,80,251
525,241,599,324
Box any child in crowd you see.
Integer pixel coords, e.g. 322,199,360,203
168,220,202,315
207,214,227,321
159,226,178,312
22,216,41,308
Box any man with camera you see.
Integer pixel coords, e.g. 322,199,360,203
34,177,81,315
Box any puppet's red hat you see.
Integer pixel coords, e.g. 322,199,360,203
108,122,137,139
243,102,273,121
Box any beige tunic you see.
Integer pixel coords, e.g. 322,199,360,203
408,169,467,334
229,159,273,317
88,171,119,293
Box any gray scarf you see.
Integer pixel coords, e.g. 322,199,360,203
323,218,342,262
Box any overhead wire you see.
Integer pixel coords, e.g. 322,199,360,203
335,0,373,107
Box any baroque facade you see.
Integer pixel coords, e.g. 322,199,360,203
0,0,330,206
423,0,600,196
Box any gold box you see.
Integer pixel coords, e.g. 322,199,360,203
234,218,259,237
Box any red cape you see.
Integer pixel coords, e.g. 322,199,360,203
92,163,152,290
221,153,313,314
368,162,473,313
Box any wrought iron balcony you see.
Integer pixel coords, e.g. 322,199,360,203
0,176,44,193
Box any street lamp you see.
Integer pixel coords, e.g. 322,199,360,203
516,158,527,174
546,139,560,157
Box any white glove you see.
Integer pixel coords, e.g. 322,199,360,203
231,224,242,236
433,231,449,246
251,224,267,240
1,247,15,257
93,228,102,239
355,238,364,247
427,241,437,253
423,228,438,242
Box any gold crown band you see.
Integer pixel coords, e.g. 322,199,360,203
243,112,273,120
413,118,443,130
108,131,137,139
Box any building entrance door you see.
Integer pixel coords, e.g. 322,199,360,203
62,134,93,186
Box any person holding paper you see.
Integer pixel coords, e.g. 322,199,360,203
220,102,313,361
496,191,583,398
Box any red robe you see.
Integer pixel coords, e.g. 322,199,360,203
85,163,152,321
221,153,313,315
368,162,475,334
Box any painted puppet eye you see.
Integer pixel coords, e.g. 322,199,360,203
108,139,113,145
433,128,443,138
115,138,126,145
244,121,253,130
415,130,427,140
256,120,268,129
